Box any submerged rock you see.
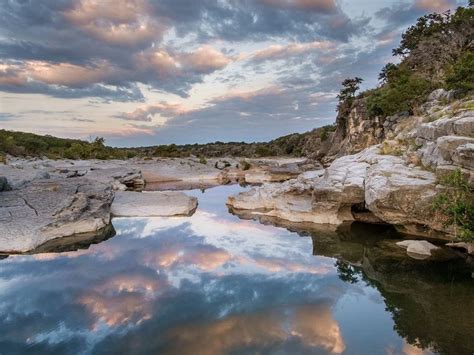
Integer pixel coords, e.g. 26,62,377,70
111,191,198,217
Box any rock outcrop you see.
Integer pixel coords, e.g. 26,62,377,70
111,191,198,217
228,146,449,238
0,178,113,254
228,91,473,241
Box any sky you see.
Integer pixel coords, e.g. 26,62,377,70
0,0,465,147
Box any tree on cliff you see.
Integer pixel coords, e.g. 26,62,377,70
337,77,363,108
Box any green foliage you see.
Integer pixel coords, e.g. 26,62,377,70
240,160,251,170
255,145,275,157
366,67,433,117
378,63,398,84
199,156,207,164
319,125,334,142
0,130,132,160
445,51,474,91
393,12,451,57
337,77,363,108
433,169,474,241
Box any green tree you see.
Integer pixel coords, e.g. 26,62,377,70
445,51,474,91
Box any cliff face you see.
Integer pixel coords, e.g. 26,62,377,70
324,99,385,163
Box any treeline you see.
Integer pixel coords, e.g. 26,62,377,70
0,130,137,161
0,124,335,161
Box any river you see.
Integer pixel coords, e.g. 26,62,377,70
0,185,473,354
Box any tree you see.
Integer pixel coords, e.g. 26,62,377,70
393,12,451,57
378,63,398,84
337,77,363,106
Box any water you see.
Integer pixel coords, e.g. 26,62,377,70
0,185,473,355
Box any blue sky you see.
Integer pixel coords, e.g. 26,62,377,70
0,0,465,147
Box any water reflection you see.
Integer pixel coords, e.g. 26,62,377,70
0,185,472,354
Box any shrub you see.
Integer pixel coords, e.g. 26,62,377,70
240,160,251,170
366,67,433,117
255,145,275,157
199,156,207,164
445,51,474,92
433,169,474,241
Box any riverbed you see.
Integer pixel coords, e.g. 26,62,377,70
0,185,473,354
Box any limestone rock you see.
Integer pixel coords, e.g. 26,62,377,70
111,191,198,217
396,240,440,259
0,178,113,254
446,242,474,255
452,143,474,169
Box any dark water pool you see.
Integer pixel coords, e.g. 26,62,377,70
0,185,473,355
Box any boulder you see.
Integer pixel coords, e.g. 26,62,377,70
437,136,474,162
446,242,474,255
0,178,113,254
396,240,440,259
0,177,10,192
111,191,198,217
452,143,474,169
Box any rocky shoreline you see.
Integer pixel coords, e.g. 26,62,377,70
227,91,474,255
0,156,309,254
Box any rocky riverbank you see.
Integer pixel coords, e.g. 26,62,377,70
227,91,474,255
0,156,310,254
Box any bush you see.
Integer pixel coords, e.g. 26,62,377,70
433,169,474,241
366,67,433,117
255,145,275,157
240,160,251,170
446,51,474,92
199,156,207,164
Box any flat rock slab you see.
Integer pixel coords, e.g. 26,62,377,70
111,191,198,217
0,178,113,254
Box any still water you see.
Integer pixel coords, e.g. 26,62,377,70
0,185,473,355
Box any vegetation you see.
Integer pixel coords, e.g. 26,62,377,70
363,5,474,118
445,51,474,91
240,160,251,170
434,169,474,241
337,77,363,109
0,129,137,160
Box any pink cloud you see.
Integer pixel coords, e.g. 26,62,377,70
251,41,335,62
414,0,456,12
179,45,233,73
64,0,167,46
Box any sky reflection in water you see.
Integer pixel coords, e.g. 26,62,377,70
0,185,467,354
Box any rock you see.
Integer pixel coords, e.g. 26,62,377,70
34,171,50,180
0,177,10,192
214,160,232,170
428,89,448,102
111,191,198,217
453,116,474,137
66,170,88,178
365,156,443,237
452,143,474,169
437,136,474,162
446,242,474,255
229,146,450,237
396,240,440,259
0,179,113,254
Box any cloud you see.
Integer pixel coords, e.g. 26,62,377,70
115,102,192,122
414,0,457,12
249,41,336,63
